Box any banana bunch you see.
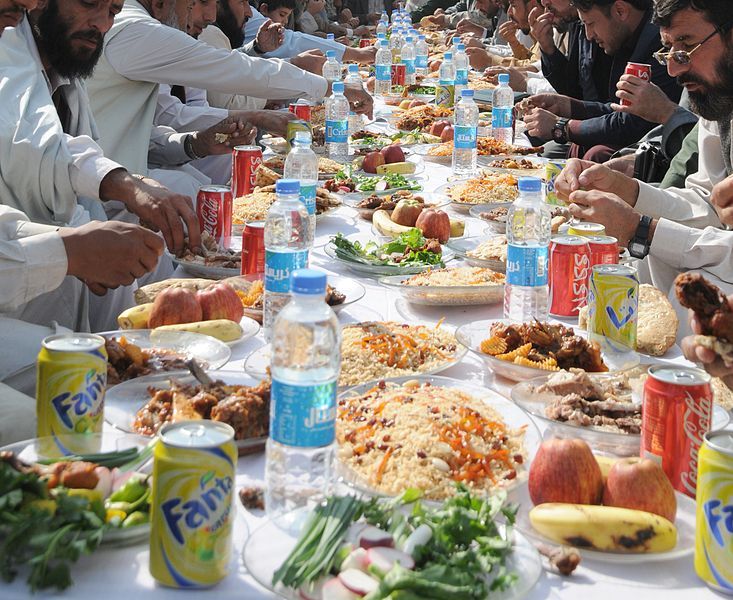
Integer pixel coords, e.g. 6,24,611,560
529,503,677,553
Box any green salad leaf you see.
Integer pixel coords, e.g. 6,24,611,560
353,173,422,193
330,230,443,269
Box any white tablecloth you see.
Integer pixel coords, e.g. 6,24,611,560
5,144,725,600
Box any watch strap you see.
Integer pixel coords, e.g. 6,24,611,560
554,118,569,144
629,215,652,259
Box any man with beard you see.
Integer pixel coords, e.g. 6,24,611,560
555,0,733,332
524,0,681,162
87,0,372,181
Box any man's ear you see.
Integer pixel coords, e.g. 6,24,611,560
613,0,630,21
32,0,49,14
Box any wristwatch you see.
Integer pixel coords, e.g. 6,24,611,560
629,215,653,259
552,118,569,144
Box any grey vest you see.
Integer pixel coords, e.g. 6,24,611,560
719,119,733,176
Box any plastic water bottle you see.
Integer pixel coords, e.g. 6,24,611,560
415,34,429,76
401,36,416,85
436,51,455,107
389,27,403,62
263,179,312,340
454,43,469,102
344,63,361,86
452,35,461,53
322,50,341,82
326,33,335,41
375,39,392,97
325,81,349,161
504,177,552,323
265,268,341,522
283,131,318,240
492,73,514,144
452,89,479,177
377,13,387,37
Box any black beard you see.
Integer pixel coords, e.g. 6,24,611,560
680,45,733,122
34,0,103,79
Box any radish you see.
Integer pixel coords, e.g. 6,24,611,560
338,569,379,596
341,547,369,572
402,524,432,557
357,525,394,549
93,466,112,499
366,547,415,575
321,578,360,600
298,577,328,600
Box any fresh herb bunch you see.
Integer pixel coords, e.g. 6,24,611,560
330,230,444,268
0,461,106,592
353,173,422,193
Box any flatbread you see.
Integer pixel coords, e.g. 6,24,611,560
134,278,214,304
253,165,280,187
712,376,733,411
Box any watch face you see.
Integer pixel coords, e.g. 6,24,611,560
629,241,645,258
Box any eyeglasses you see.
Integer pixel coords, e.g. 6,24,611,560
654,25,730,66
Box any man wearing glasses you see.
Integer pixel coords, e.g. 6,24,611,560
555,0,733,335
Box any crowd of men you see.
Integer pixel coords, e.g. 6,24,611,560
1,0,732,441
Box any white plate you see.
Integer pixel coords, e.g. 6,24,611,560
411,143,451,164
508,482,697,564
261,136,327,155
325,233,455,276
469,203,512,235
228,316,260,345
435,179,519,214
244,324,468,387
336,375,541,499
482,155,546,178
342,191,449,221
379,273,504,306
447,235,506,273
243,507,542,600
104,370,267,453
456,319,640,382
171,256,239,279
99,329,232,378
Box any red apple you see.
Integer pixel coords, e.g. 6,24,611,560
415,209,450,243
148,287,202,328
429,120,450,137
529,438,603,506
362,151,386,173
197,283,244,322
380,144,405,164
602,458,677,522
440,125,455,143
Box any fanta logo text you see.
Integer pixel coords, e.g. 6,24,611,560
680,394,712,495
51,371,105,429
162,474,233,545
304,405,336,428
703,499,733,547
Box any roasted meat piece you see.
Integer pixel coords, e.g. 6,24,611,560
210,390,269,439
675,273,733,341
325,284,346,306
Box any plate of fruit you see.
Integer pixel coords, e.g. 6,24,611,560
370,198,464,241
510,438,696,564
354,144,424,176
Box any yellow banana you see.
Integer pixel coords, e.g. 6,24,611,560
154,319,243,342
117,303,153,329
372,209,412,237
376,161,417,175
529,503,677,553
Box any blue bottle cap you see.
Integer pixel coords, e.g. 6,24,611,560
457,43,465,51
276,178,300,195
380,39,388,47
452,36,460,44
418,34,425,40
518,177,542,193
405,36,413,43
294,130,312,144
461,89,474,98
444,52,453,60
327,33,334,40
333,81,345,93
326,50,335,58
348,64,358,73
291,269,327,295
498,73,510,85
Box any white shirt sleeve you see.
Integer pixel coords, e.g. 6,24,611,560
155,84,228,132
243,7,347,60
525,71,556,95
0,206,68,311
63,133,122,198
635,119,724,230
105,19,328,101
148,125,190,166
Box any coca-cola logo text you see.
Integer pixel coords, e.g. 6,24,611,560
679,391,712,495
198,198,220,237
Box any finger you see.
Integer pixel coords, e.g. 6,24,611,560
577,164,611,188
86,281,109,296
130,261,148,279
164,202,187,255
610,102,631,113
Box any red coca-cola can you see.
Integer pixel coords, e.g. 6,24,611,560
241,221,265,275
587,235,619,267
231,145,263,198
548,235,591,317
359,38,373,48
622,62,652,106
391,63,406,87
642,366,714,498
196,184,232,246
288,99,312,122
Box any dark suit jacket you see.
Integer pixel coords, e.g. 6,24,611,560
345,0,390,24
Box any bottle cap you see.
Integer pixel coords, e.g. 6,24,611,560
327,33,335,40
457,43,465,51
418,34,425,40
518,177,542,193
276,178,300,195
405,36,413,43
498,73,510,85
452,36,460,44
326,50,335,58
333,81,345,93
348,64,358,73
380,39,388,47
294,130,312,144
291,269,327,295
461,89,474,98
444,52,453,60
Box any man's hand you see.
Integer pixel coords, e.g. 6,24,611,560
465,47,493,70
354,25,370,36
604,154,637,178
611,75,678,124
191,116,257,156
366,13,381,24
424,14,447,26
456,18,484,37
231,109,296,137
291,49,326,74
343,83,374,119
255,19,284,53
60,220,165,293
555,158,640,204
681,296,733,390
343,45,377,64
523,107,558,139
461,34,484,48
484,66,527,92
566,190,642,247
527,93,572,117
498,19,519,45
528,5,555,54
711,175,733,227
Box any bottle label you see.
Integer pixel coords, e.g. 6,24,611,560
300,183,316,215
506,245,548,286
325,119,348,144
375,64,391,81
270,379,337,447
492,106,513,130
435,84,455,108
402,58,415,75
454,125,477,149
455,69,468,86
415,54,428,69
265,249,309,293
